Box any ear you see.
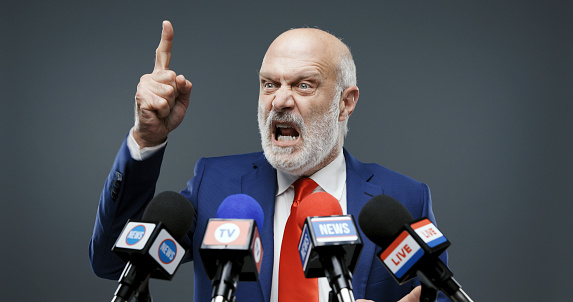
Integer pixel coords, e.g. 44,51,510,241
338,86,359,122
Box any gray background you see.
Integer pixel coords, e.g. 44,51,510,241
2,0,571,301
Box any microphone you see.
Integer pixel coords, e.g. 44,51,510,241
200,194,264,302
111,191,195,302
358,194,473,302
297,192,363,302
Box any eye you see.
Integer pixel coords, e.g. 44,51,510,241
263,82,275,89
298,83,310,89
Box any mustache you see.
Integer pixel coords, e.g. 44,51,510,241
266,110,305,130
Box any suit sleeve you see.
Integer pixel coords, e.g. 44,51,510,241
88,135,166,279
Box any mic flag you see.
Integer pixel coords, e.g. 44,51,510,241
298,215,363,278
358,194,450,284
112,191,193,280
113,220,186,279
200,218,263,281
379,218,449,284
296,192,362,278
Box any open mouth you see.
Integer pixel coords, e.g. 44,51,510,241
273,122,300,143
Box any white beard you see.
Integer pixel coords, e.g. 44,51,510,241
257,100,342,176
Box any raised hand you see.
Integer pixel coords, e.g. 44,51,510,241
133,20,192,148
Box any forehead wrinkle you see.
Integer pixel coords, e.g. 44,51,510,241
259,69,323,84
259,56,331,84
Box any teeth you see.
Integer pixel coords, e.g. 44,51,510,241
274,123,298,141
277,135,297,141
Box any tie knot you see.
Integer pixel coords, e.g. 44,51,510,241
292,178,318,204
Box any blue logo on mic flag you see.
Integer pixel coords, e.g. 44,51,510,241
311,216,358,242
126,225,146,245
298,226,312,267
159,239,177,264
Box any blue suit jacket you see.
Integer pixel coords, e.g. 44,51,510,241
90,138,448,302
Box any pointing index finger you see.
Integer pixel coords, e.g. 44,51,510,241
154,20,173,72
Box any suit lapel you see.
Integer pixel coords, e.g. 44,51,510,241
344,149,384,299
241,154,276,302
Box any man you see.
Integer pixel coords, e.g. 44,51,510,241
89,21,447,302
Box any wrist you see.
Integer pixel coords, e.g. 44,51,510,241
128,128,167,161
132,127,167,149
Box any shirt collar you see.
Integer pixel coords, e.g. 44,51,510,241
276,151,346,200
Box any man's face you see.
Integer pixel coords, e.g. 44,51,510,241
257,31,343,176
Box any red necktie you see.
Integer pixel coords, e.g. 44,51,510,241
278,178,319,302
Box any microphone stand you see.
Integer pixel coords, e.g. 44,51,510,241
322,254,355,302
416,260,474,302
211,260,240,302
112,262,150,302
327,288,355,302
134,279,153,302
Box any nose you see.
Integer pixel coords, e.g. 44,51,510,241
271,87,295,112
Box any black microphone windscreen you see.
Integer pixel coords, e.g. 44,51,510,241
358,194,413,248
142,191,195,241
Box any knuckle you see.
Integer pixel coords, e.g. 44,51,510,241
155,97,169,109
165,70,177,81
140,74,152,82
164,85,175,97
135,84,151,100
